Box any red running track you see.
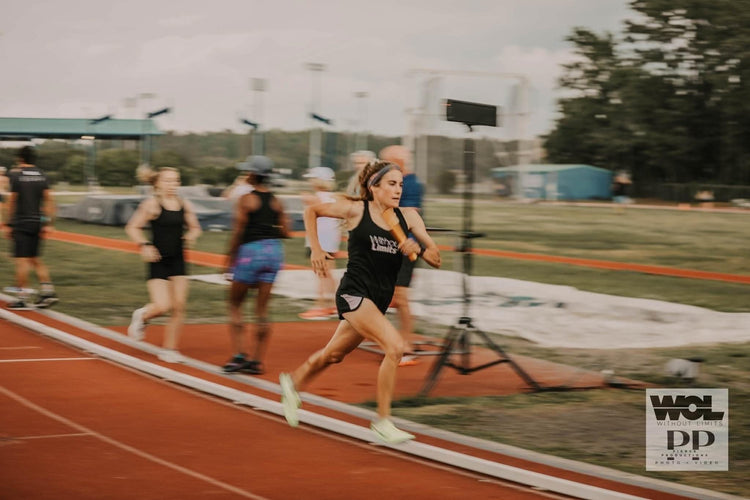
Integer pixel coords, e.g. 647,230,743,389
1,320,558,500
1,306,701,500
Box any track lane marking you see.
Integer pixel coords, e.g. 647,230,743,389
11,432,92,440
0,385,269,500
0,358,96,363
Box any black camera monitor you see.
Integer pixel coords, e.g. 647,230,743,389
445,99,498,128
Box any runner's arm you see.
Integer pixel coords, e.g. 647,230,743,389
226,194,251,270
41,188,55,234
403,209,441,268
181,199,202,247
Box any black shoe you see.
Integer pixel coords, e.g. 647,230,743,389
7,299,33,311
34,293,59,309
222,354,247,373
240,360,264,375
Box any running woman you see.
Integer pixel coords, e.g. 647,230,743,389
125,167,202,363
222,156,291,375
279,160,441,444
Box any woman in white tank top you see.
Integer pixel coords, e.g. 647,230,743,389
300,167,341,319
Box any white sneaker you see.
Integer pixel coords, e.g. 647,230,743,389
127,307,147,340
158,349,183,363
370,418,415,444
279,373,301,427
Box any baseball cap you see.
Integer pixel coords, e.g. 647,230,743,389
303,166,335,181
239,155,274,174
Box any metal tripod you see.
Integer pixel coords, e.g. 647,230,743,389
419,132,542,397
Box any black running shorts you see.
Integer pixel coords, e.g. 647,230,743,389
12,229,42,258
148,256,187,280
335,277,393,320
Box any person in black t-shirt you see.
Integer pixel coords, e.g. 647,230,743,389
3,146,57,310
279,160,441,444
222,156,291,375
125,167,202,363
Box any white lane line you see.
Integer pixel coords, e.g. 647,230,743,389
13,433,92,440
0,358,95,363
0,385,269,500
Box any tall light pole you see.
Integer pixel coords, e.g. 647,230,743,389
306,62,326,168
354,91,368,151
143,107,170,167
250,77,267,155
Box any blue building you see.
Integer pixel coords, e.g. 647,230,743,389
491,164,613,200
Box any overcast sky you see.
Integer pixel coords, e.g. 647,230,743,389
1,0,632,139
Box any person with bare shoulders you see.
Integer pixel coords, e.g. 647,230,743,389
279,160,441,444
125,167,202,363
222,156,291,375
298,166,341,320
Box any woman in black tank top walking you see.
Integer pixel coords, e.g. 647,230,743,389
280,160,441,444
125,167,202,363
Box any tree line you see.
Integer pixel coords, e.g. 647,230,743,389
544,0,750,200
0,130,403,189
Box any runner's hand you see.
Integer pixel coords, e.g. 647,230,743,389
140,244,161,263
310,248,331,278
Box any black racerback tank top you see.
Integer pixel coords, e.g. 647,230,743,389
150,199,185,258
241,191,283,243
343,201,408,296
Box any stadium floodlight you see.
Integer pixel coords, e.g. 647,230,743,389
241,118,259,130
146,107,170,119
310,112,332,125
89,114,112,125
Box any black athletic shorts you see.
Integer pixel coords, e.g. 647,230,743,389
335,277,393,320
395,254,416,287
148,256,187,280
12,228,42,258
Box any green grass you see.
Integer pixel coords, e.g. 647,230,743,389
3,194,749,496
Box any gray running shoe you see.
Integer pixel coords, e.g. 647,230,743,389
279,373,301,427
127,307,147,340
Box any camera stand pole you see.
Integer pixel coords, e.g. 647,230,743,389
419,130,542,397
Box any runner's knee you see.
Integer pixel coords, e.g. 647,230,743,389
382,339,406,362
324,350,347,365
150,301,171,316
